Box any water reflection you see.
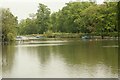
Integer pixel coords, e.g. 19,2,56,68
2,44,16,77
0,45,2,79
2,39,118,78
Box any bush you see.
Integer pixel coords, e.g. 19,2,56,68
109,32,118,37
7,33,15,41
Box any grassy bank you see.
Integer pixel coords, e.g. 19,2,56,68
21,32,118,39
44,32,118,39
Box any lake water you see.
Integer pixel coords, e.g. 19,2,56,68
2,39,118,78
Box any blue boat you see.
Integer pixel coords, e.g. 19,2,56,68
36,36,45,39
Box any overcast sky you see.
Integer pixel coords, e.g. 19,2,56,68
0,0,105,21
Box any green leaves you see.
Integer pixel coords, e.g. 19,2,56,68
18,2,118,38
1,8,18,42
36,3,51,34
19,3,51,35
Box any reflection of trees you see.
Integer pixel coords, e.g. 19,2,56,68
2,44,16,76
36,46,51,65
51,40,118,75
0,46,2,77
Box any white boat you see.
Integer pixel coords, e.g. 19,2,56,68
16,36,29,41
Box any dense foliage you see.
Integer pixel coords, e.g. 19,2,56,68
18,2,118,38
1,8,18,42
19,3,51,35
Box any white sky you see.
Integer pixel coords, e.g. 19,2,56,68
0,0,105,21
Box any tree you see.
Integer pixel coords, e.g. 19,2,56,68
76,4,98,33
1,8,18,42
56,2,94,33
36,3,51,34
18,18,38,35
73,2,118,38
95,2,118,38
50,12,59,32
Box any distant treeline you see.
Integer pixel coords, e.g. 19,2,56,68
18,2,118,37
1,2,119,41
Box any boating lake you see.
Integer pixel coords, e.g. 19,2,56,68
2,39,118,78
